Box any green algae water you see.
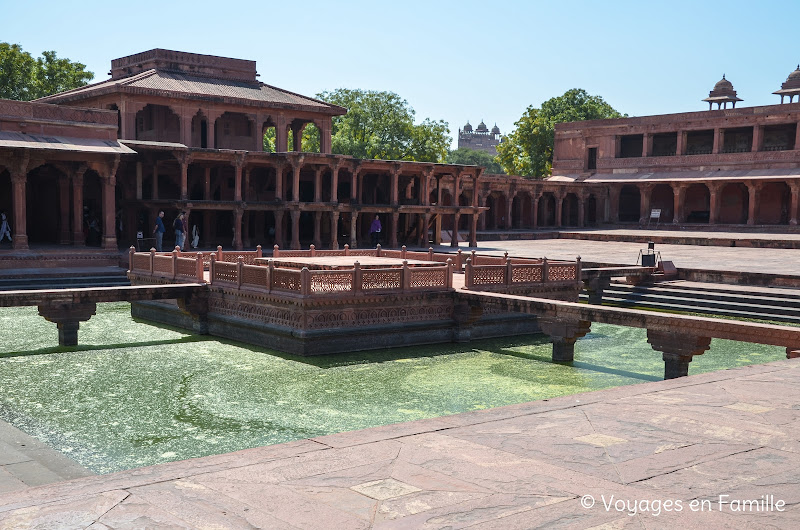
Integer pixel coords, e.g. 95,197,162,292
0,303,786,474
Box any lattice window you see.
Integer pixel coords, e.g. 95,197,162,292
512,265,543,283
471,267,504,285
241,265,267,287
548,265,576,282
310,272,353,293
153,256,173,274
362,269,402,291
272,270,301,291
132,253,150,271
176,258,197,278
221,252,258,264
409,268,446,288
214,262,238,283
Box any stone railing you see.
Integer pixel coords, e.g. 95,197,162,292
464,256,581,290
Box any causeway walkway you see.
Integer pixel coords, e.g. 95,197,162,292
0,359,798,527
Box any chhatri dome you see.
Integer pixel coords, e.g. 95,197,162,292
463,121,473,133
476,120,488,132
774,65,800,104
702,74,742,110
491,123,500,134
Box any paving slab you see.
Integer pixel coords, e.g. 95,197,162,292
0,359,798,528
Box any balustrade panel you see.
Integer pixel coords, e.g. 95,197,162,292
361,269,402,291
213,261,239,284
409,267,448,289
309,270,353,293
132,253,151,271
240,264,268,288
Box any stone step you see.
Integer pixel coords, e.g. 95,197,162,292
603,286,800,311
612,282,800,302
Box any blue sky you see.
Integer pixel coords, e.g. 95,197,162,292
3,0,799,148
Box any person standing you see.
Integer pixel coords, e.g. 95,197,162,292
153,210,165,251
173,212,186,250
0,212,11,243
369,214,382,247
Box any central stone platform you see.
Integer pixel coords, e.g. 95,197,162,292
256,256,441,270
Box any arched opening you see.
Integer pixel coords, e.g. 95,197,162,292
618,185,640,223
719,183,748,224
538,193,556,227
521,193,533,227
756,182,791,224
299,122,321,153
191,111,209,148
685,184,710,223
135,104,180,143
262,118,277,152
215,112,254,150
561,193,579,226
511,194,523,228
650,184,674,223
25,165,64,245
586,195,597,226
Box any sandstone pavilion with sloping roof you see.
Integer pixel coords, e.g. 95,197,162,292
0,49,486,265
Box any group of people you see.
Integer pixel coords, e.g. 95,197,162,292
153,211,199,252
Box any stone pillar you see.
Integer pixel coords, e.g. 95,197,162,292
675,131,685,156
746,182,759,225
320,118,332,154
292,123,302,152
243,167,251,202
136,161,143,200
578,195,586,227
469,213,478,247
203,211,211,247
313,211,322,248
274,210,285,248
233,159,243,202
351,169,359,203
795,122,800,151
638,184,652,224
532,194,540,228
472,175,480,208
672,184,686,224
101,169,118,250
10,171,28,250
180,114,192,147
350,211,358,248
609,186,621,223
391,211,399,248
331,165,339,203
709,182,722,224
330,211,339,249
646,329,712,379
642,132,652,157
555,194,564,227
275,115,288,152
180,159,189,200
38,302,97,347
292,162,301,202
583,277,611,305
433,213,442,245
233,208,243,250
506,196,514,229
242,211,250,248
275,162,284,201
312,166,321,203
58,176,71,244
71,167,86,247
538,318,592,362
390,167,399,205
290,210,301,249
790,182,799,226
752,125,763,152
151,162,158,200
712,128,721,155
451,212,460,248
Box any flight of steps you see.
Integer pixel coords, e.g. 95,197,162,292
0,269,130,291
579,280,800,325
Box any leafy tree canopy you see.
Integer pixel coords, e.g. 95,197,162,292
317,88,450,163
263,122,320,153
497,88,623,178
0,43,93,101
445,147,504,174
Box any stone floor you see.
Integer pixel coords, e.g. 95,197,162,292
0,359,797,528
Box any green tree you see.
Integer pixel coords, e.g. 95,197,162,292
317,88,450,162
497,88,623,177
0,43,93,101
263,123,320,152
445,147,504,174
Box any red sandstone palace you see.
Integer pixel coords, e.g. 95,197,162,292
2,52,800,259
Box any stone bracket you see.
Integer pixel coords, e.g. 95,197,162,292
647,329,712,379
452,301,484,342
38,301,98,346
177,291,210,334
538,318,592,362
582,277,611,305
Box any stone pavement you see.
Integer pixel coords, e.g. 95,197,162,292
0,359,798,528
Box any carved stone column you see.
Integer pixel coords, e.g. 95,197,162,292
469,212,478,247
638,183,653,224
554,192,564,228
71,166,86,246
672,184,687,224
274,210,285,248
538,318,592,362
506,195,514,229
647,329,712,379
390,165,400,205
350,211,359,248
582,276,611,305
451,212,460,248
578,193,586,227
391,211,399,248
330,164,339,203
274,161,284,201
101,164,119,251
708,182,722,225
10,171,28,250
330,211,339,249
151,162,159,200
313,211,322,248
233,156,244,202
314,166,322,203
609,186,621,223
532,194,540,228
746,182,760,225
38,302,97,346
136,161,143,200
290,210,300,249
233,208,244,250
789,182,799,226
